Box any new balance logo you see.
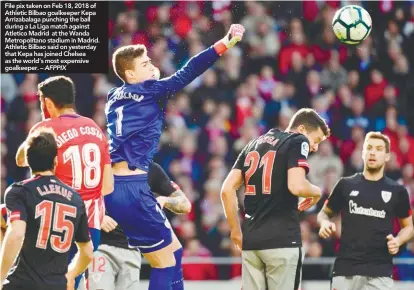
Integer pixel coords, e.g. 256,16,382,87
350,190,359,196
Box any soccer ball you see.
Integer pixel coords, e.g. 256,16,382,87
332,5,372,45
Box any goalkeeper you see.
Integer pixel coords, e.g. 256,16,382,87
105,24,245,290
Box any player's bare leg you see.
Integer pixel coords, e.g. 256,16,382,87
139,230,184,290
142,234,177,290
141,223,181,266
143,237,179,268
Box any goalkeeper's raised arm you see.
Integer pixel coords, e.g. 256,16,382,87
112,24,245,99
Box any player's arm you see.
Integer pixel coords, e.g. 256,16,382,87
15,122,44,167
0,221,26,281
0,185,28,281
288,169,321,197
220,145,247,251
0,204,7,230
221,169,244,251
149,162,191,214
67,205,93,285
101,164,114,196
1,205,7,245
101,214,118,233
387,188,414,255
101,141,114,196
317,179,345,239
389,216,414,252
163,190,191,214
287,137,321,200
145,24,245,98
16,142,28,167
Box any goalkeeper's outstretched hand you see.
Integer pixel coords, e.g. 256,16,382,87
214,24,245,55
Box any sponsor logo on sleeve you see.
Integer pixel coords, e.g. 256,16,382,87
301,142,309,158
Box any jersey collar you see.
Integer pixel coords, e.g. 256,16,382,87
361,172,385,182
59,113,80,118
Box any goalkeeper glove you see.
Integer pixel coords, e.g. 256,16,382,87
214,24,245,55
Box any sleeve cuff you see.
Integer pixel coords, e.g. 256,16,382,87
9,211,22,222
1,205,7,220
398,208,413,218
298,159,310,173
213,42,227,55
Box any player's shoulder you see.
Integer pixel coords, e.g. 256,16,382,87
12,174,46,188
150,162,164,173
4,180,29,201
29,119,54,133
107,86,118,97
383,176,407,193
73,116,106,134
4,182,23,195
289,132,310,144
330,173,363,191
149,162,169,181
340,173,363,184
75,115,98,126
279,132,310,150
285,132,310,157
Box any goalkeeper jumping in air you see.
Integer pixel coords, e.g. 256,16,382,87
104,24,245,290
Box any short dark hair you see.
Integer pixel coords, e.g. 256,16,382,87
112,44,147,82
38,76,75,108
26,128,58,172
364,131,391,153
288,108,331,137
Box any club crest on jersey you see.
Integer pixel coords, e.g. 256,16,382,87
301,142,309,158
381,191,392,203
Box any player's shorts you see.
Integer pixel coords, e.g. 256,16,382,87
242,247,303,290
331,275,394,290
104,174,173,253
78,244,141,290
84,196,105,230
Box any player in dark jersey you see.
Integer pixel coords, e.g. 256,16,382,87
15,75,113,290
0,128,93,290
105,25,244,289
317,132,414,290
221,108,330,290
81,162,191,290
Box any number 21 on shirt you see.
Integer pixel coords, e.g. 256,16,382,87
244,150,276,195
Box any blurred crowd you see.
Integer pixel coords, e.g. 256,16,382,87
2,0,414,281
